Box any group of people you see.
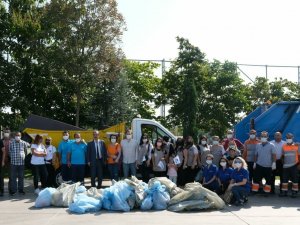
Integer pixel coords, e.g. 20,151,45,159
0,128,299,207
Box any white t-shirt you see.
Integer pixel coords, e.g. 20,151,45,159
31,144,46,165
45,145,57,161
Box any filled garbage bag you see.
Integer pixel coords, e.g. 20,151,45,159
148,177,183,197
51,182,81,207
141,181,170,210
35,188,57,208
69,194,102,214
167,182,225,212
124,176,148,207
102,181,134,212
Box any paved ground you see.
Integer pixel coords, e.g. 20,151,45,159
0,179,299,225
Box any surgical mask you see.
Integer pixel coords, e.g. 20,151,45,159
75,138,81,143
250,134,256,139
227,134,233,139
111,138,116,143
286,139,293,144
63,135,69,141
143,139,147,143
220,162,227,167
15,136,21,141
201,140,207,145
261,137,268,143
126,135,132,140
206,160,212,165
234,162,242,169
3,133,9,138
212,141,219,145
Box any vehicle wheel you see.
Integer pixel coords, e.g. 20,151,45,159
54,168,63,188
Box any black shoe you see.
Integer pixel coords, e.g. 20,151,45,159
18,190,25,195
234,201,241,206
9,192,16,196
243,196,248,203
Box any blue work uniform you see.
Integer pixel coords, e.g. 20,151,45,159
203,164,219,191
69,142,87,183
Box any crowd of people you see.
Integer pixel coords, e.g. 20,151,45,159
0,128,299,207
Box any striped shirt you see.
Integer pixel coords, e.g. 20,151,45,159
9,140,30,165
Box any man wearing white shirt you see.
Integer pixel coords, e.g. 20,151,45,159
270,132,285,194
121,130,139,178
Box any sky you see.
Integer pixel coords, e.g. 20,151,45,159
117,0,300,83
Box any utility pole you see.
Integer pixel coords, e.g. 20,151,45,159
161,59,166,117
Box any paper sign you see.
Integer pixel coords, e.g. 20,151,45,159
173,155,181,165
157,161,165,170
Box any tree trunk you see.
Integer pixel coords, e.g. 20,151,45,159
75,89,81,127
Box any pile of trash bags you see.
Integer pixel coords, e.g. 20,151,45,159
35,176,225,214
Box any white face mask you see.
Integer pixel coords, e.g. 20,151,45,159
111,138,116,143
143,139,147,143
126,135,132,140
15,136,21,141
229,145,235,149
250,134,256,139
212,140,219,145
234,162,242,169
206,160,212,165
286,139,293,144
227,134,233,139
220,162,227,167
201,140,207,145
3,133,9,138
261,137,268,143
75,138,81,143
63,135,69,141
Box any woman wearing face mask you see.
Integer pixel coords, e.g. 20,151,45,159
151,137,167,177
195,136,211,182
136,134,153,182
107,134,121,181
210,136,226,166
227,157,250,206
202,154,219,192
217,157,233,194
31,134,48,195
44,137,57,187
174,138,185,186
181,136,198,184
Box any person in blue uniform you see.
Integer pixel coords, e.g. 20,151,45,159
228,157,251,206
202,154,219,192
217,157,233,194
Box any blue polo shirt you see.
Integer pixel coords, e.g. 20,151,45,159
69,142,87,165
217,167,233,183
203,164,218,181
58,140,74,164
231,168,251,192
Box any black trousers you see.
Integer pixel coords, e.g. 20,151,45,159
32,164,48,189
271,160,283,192
138,162,150,183
247,161,254,183
46,163,56,187
153,171,166,177
0,163,4,192
90,159,104,188
181,166,197,185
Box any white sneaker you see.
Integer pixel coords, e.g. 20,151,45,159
34,188,40,195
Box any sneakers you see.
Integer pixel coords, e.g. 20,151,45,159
34,188,40,195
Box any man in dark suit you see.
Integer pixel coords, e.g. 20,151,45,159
87,130,107,188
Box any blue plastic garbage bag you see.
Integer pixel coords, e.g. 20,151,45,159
153,190,170,210
35,188,57,208
102,181,134,212
69,193,102,214
141,195,153,210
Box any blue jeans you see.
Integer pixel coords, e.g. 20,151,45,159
61,164,72,182
232,186,249,202
108,163,119,181
10,165,24,193
122,163,136,178
71,165,85,183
